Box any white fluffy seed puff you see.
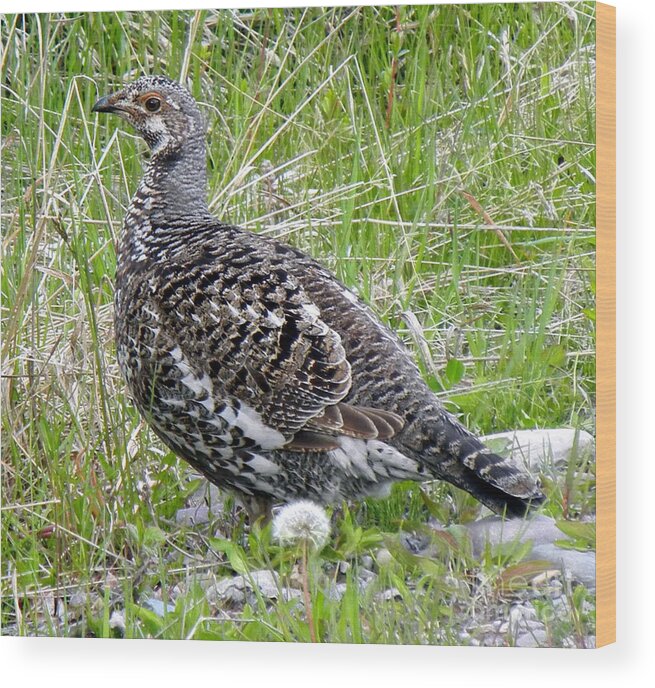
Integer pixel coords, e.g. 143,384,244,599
272,500,331,550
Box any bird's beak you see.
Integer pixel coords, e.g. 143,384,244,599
92,92,122,114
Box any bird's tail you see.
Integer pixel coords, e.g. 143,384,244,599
402,407,545,517
437,449,545,517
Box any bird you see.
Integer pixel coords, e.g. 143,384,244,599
93,75,544,523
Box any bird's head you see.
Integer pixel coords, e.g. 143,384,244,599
93,75,205,157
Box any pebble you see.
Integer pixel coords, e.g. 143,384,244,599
325,582,349,601
508,603,538,630
375,548,394,567
375,588,402,601
109,609,126,633
142,598,176,617
515,628,549,648
68,591,90,609
360,555,374,570
400,531,431,554
206,569,302,606
176,505,212,527
67,591,102,612
176,483,225,526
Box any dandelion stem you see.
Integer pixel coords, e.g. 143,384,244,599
301,539,317,643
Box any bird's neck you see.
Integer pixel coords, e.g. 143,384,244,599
139,134,211,222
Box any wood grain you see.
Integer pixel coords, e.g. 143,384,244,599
596,1,616,648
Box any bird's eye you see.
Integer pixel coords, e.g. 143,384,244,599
144,97,161,112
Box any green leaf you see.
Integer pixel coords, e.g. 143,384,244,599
444,358,465,386
555,520,595,546
142,525,167,549
130,604,165,637
541,344,566,368
208,537,250,574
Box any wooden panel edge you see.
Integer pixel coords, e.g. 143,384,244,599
595,1,616,648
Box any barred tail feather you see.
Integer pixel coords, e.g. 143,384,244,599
410,411,545,517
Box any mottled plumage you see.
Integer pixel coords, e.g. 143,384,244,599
93,75,544,521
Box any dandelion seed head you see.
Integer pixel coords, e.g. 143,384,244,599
272,500,330,550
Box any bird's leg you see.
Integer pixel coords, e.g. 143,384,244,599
240,494,274,526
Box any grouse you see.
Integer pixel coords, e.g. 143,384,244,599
93,75,544,521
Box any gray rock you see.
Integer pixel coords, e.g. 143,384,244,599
207,569,302,606
375,548,394,567
357,568,377,583
481,428,594,470
68,591,91,609
400,531,431,554
142,598,176,617
515,628,550,647
208,577,247,605
176,490,224,526
465,514,566,558
375,588,402,601
109,609,126,633
176,505,212,526
67,591,102,612
508,603,538,632
325,582,349,601
249,569,283,598
529,544,596,591
498,616,545,636
463,514,596,592
188,482,223,509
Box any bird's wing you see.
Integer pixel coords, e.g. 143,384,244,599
151,247,402,449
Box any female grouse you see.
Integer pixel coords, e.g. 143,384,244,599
93,75,544,521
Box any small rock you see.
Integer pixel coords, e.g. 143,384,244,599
207,569,302,606
68,591,102,612
465,514,566,559
376,588,402,601
357,568,377,583
109,609,126,633
515,628,549,647
463,515,596,592
142,598,176,617
68,591,90,609
400,531,431,554
325,582,349,601
176,505,211,526
249,570,282,598
508,603,538,634
529,544,596,591
208,578,246,605
171,583,186,600
103,572,120,592
187,482,223,509
375,548,394,567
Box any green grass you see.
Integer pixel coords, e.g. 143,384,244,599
1,4,596,644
